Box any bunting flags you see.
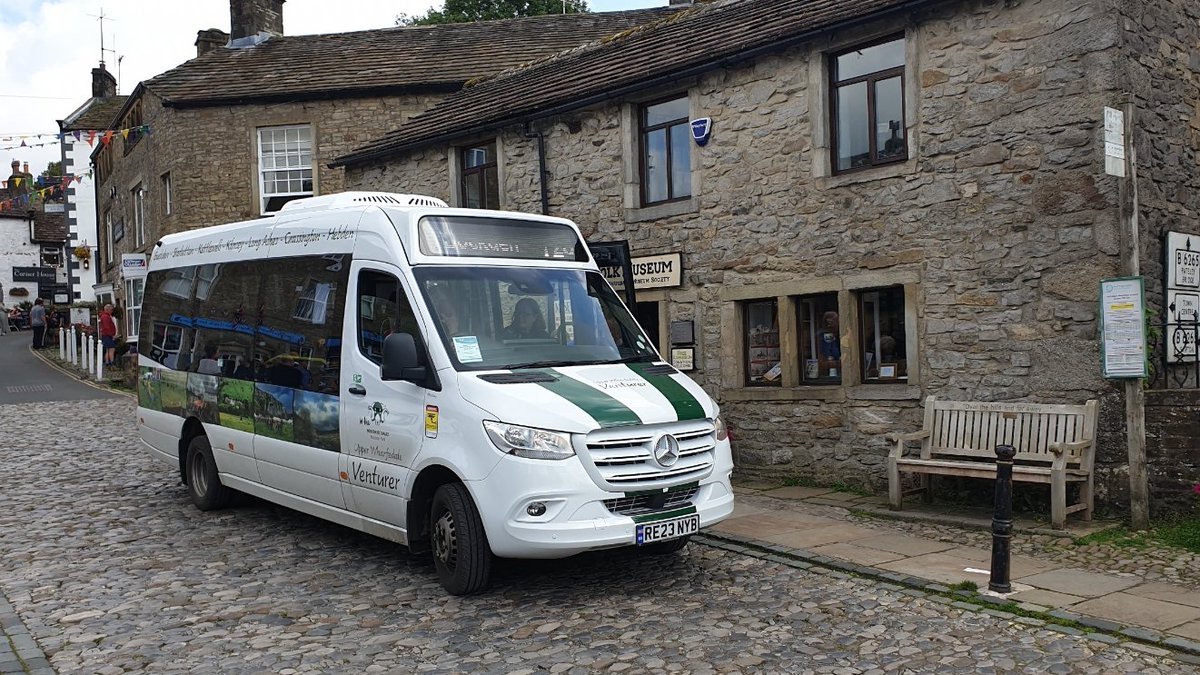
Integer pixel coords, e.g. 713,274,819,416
0,173,89,212
0,125,151,152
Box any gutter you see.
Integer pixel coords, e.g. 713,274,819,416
331,0,948,169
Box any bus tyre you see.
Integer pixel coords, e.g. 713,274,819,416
186,435,232,511
430,482,491,595
639,535,691,555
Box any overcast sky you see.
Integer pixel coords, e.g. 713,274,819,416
0,0,666,177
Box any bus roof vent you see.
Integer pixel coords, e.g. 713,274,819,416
277,192,448,214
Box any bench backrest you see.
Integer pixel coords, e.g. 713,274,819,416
921,397,1098,469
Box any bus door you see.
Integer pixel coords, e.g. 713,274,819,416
339,261,427,526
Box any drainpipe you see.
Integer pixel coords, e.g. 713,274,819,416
521,121,549,216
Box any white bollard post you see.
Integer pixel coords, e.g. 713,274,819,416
96,336,104,381
59,327,65,360
83,335,91,372
68,328,76,365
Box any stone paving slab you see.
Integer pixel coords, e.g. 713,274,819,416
759,523,878,549
1070,593,1200,632
1130,583,1200,609
1009,588,1087,607
851,532,957,557
808,542,907,566
877,551,994,586
1171,622,1200,641
710,511,839,539
762,485,834,500
1016,568,1143,597
940,546,1054,579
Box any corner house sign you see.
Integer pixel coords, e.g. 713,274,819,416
601,252,682,291
121,253,148,279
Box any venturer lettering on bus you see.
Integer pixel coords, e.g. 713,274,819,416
350,461,402,491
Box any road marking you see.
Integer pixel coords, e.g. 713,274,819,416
6,384,54,393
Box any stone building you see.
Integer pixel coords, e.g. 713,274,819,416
58,62,127,303
334,0,1200,512
93,0,679,344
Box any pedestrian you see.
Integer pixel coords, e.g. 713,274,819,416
0,300,8,336
99,303,118,365
30,298,47,349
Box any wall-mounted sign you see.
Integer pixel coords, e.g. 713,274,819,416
1103,106,1125,178
671,347,695,371
690,118,712,147
601,252,682,292
12,266,56,283
1099,276,1147,378
670,320,694,346
121,254,148,279
1165,231,1199,364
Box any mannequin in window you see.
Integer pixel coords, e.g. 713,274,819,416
502,298,550,340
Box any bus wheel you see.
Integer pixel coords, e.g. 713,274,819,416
186,435,232,511
638,535,691,555
430,483,491,595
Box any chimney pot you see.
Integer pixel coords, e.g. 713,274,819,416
195,28,231,57
91,63,117,98
230,0,285,41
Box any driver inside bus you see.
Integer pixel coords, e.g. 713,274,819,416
502,298,550,340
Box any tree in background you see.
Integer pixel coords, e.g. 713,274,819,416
397,0,589,26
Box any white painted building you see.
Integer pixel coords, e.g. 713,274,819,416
0,213,40,307
58,63,127,302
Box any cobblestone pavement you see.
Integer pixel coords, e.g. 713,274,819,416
0,399,1196,673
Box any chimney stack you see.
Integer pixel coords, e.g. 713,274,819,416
196,28,231,57
230,0,285,41
668,0,693,5
91,63,117,98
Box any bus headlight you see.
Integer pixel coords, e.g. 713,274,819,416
483,421,575,460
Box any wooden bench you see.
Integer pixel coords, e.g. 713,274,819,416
886,396,1098,529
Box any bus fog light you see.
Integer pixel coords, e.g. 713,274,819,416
526,502,548,517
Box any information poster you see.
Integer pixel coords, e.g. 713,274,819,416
1099,277,1147,379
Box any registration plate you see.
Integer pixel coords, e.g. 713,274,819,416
636,513,700,545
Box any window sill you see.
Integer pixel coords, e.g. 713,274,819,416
815,158,916,190
625,197,699,223
846,384,921,401
720,386,846,403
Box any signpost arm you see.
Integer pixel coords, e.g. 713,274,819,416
1118,99,1150,530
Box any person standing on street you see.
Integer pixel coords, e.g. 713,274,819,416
0,300,9,336
30,298,47,349
100,303,118,366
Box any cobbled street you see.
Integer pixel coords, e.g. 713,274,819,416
0,398,1195,674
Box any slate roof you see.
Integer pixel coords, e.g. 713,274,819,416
59,96,129,132
31,210,66,243
143,9,676,107
333,0,938,167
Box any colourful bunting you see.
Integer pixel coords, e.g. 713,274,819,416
0,125,151,152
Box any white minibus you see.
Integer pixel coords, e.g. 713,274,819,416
137,192,734,594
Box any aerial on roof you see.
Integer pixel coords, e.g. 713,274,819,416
142,9,677,108
333,0,939,168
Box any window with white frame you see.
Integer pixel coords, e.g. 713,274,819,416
293,278,334,324
161,172,172,215
41,246,62,268
258,125,313,213
132,183,146,246
104,210,114,263
124,276,145,339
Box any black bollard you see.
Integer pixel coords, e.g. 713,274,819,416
989,444,1017,593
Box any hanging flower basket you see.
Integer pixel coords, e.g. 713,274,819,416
9,287,29,297
73,245,92,261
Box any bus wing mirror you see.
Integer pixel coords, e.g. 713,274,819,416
382,333,425,382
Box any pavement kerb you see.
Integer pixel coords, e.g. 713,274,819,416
27,346,135,400
694,530,1200,662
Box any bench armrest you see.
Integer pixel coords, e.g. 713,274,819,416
887,429,930,458
1048,439,1091,457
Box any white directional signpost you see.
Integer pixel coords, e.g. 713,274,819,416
1166,231,1200,364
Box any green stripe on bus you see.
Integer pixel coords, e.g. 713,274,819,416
626,363,706,421
631,504,697,524
532,369,642,428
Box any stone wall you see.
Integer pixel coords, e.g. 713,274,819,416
96,90,446,293
1146,389,1200,515
348,0,1140,504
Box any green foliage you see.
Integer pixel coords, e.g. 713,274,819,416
397,0,589,26
44,161,63,177
1073,514,1200,554
948,580,978,592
